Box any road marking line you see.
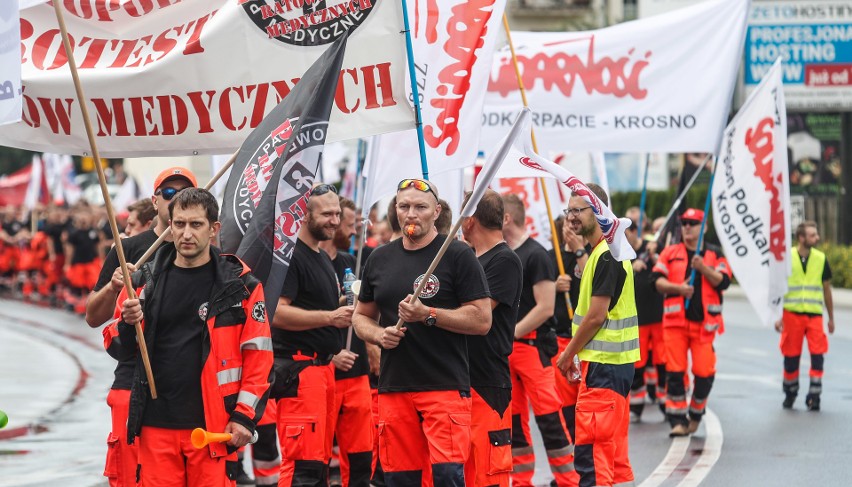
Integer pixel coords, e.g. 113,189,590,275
678,409,723,487
637,408,723,487
637,434,690,487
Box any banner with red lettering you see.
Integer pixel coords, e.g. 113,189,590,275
365,0,506,207
0,0,412,156
481,0,749,154
712,58,790,328
1,1,22,126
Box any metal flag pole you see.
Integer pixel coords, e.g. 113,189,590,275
502,14,574,320
638,153,650,239
651,153,713,243
399,0,430,179
684,160,718,310
51,2,157,398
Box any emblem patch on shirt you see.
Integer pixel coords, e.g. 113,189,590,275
413,274,440,299
252,302,266,323
198,302,209,321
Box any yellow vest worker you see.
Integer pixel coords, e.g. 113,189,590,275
777,222,835,412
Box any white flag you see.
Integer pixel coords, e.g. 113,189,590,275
24,155,43,211
503,110,635,261
712,58,790,328
0,0,22,126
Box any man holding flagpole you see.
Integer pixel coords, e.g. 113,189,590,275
652,209,731,437
353,178,491,487
556,184,638,487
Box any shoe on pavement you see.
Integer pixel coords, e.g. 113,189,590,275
687,419,701,434
669,424,689,437
783,394,796,409
806,394,821,412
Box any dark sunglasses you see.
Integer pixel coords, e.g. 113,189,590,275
309,184,338,197
398,179,438,201
681,219,701,227
155,187,185,201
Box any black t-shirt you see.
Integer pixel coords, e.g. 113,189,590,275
468,242,522,389
67,227,100,264
44,222,69,256
799,252,832,282
590,248,626,309
359,235,490,393
329,251,369,379
94,229,160,292
3,220,24,237
550,247,581,338
515,238,557,338
275,239,343,358
142,260,215,429
634,240,663,325
684,250,705,322
43,222,66,255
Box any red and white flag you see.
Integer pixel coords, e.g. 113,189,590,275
1,0,413,156
365,0,507,207
712,58,790,328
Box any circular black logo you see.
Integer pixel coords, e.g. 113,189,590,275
241,0,376,47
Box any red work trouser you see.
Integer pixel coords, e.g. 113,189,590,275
103,388,138,487
378,390,471,487
553,336,580,442
253,399,280,486
631,323,667,408
68,259,101,290
464,387,512,487
138,426,232,487
663,321,716,424
573,362,634,487
330,374,375,487
780,310,828,396
510,341,578,487
276,361,336,487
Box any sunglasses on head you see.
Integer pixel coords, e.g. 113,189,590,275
309,184,338,198
681,219,701,227
156,187,185,201
397,179,438,201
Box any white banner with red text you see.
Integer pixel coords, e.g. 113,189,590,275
480,0,749,154
712,58,791,328
0,0,413,156
368,0,506,207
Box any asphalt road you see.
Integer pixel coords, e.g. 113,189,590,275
1,295,850,487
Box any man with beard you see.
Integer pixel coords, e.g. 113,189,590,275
272,184,352,487
556,184,638,487
320,197,376,487
353,178,491,487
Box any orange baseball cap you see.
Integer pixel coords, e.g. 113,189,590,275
154,167,198,192
680,208,705,222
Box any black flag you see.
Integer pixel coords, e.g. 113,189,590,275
219,30,349,322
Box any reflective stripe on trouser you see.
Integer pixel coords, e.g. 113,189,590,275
510,341,578,487
330,375,375,487
638,324,668,403
377,391,471,487
663,322,715,425
574,362,634,487
104,388,139,487
464,388,512,487
276,364,335,487
137,426,230,487
780,311,828,397
253,401,280,486
554,336,580,443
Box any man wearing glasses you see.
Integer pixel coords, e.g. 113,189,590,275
353,178,491,487
272,183,352,487
89,166,197,487
652,208,731,437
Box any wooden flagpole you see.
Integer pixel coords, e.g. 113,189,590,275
501,15,574,320
51,2,157,398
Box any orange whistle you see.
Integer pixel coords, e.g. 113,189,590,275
407,224,415,236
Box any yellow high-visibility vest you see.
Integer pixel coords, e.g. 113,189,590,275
572,240,640,364
784,248,825,314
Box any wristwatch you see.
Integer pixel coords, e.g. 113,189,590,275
574,249,587,258
424,307,437,327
